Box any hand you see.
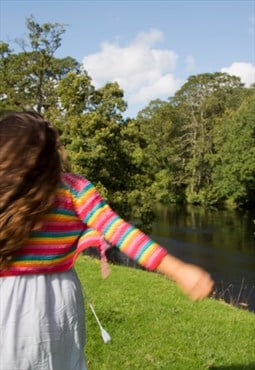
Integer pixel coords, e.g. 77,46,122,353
173,263,214,301
156,255,214,301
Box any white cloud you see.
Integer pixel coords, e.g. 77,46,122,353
82,29,181,109
221,62,255,87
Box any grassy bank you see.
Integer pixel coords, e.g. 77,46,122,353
75,256,255,370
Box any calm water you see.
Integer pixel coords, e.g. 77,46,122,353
150,204,255,312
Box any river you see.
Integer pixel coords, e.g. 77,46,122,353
86,204,255,311
150,204,255,312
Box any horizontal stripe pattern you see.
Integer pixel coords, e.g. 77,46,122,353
0,173,167,276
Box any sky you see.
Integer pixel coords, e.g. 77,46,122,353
0,0,254,117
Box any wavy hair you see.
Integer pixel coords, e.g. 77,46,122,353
0,111,61,268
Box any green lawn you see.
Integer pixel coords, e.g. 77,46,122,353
75,256,255,370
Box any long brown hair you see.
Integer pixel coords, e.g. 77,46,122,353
0,111,61,268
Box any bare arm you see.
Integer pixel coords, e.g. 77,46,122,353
156,254,214,301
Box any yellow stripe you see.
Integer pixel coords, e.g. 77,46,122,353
138,244,158,265
120,229,140,251
88,204,109,225
46,214,78,222
104,218,123,239
79,229,101,239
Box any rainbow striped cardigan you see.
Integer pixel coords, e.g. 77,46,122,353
0,173,167,277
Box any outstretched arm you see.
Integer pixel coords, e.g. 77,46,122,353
156,254,214,301
68,174,214,300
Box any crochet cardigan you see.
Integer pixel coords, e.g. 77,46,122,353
0,173,168,277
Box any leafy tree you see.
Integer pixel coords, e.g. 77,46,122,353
56,71,95,115
56,73,156,228
0,42,13,113
171,72,244,204
136,99,184,203
210,92,255,206
91,82,127,123
0,16,78,113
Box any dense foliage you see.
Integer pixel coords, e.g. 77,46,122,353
1,17,254,227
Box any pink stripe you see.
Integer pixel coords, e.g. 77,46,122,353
77,236,101,250
43,222,83,232
78,193,99,219
121,233,148,256
65,174,90,193
53,200,73,211
0,259,75,277
19,246,74,255
109,222,130,245
146,248,168,270
92,210,115,231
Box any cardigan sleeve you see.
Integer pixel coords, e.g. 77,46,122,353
66,173,168,271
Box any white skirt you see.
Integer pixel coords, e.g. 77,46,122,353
0,269,87,370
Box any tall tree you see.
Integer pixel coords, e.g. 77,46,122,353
0,16,79,113
210,91,255,206
136,99,183,203
171,72,244,204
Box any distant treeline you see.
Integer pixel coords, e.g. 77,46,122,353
1,17,254,228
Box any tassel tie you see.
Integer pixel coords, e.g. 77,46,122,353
99,236,111,279
76,228,112,278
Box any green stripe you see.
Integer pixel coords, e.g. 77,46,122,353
30,231,80,238
15,247,76,261
50,208,76,216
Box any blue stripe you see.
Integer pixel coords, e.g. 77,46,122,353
79,182,94,197
118,226,135,246
103,215,120,234
67,180,93,198
135,240,154,261
84,200,106,223
15,245,76,261
50,208,76,216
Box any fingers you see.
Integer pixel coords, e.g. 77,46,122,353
188,273,214,301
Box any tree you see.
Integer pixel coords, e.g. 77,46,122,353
136,99,184,203
171,72,245,204
56,71,95,116
210,92,255,206
90,82,127,123
0,16,79,114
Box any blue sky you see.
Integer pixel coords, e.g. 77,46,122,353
0,0,254,117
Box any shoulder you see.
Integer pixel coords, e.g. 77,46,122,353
60,172,92,194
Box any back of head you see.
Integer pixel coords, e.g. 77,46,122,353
0,111,61,268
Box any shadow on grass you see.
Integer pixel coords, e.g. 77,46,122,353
209,364,255,370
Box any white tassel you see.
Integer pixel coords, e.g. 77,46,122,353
84,290,111,344
88,302,111,343
100,326,112,344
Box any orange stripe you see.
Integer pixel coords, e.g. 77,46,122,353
27,236,76,244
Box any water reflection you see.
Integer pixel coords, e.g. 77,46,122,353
151,204,255,311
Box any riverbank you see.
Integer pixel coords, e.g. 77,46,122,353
76,256,255,370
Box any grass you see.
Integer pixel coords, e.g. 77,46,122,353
75,256,255,370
